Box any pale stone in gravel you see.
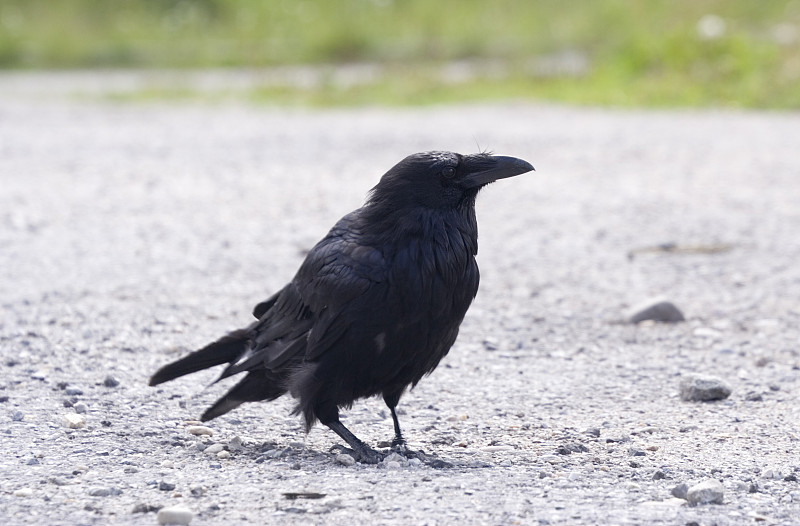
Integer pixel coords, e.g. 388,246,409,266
88,487,111,497
217,451,231,459
61,413,86,428
13,488,33,497
335,453,356,466
686,479,725,504
204,443,224,455
157,505,193,525
187,426,213,436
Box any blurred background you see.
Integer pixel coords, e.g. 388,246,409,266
1,0,799,107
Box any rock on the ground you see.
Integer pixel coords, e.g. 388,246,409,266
679,374,732,401
336,453,356,466
671,483,689,499
203,443,224,455
626,299,685,323
61,413,86,428
88,487,111,497
187,426,213,436
686,479,725,505
157,505,193,525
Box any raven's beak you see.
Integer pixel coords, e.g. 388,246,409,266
462,155,535,189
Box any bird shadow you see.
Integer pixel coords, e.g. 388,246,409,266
237,440,455,469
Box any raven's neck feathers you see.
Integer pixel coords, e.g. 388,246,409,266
359,196,479,256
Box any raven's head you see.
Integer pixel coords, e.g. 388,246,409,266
369,151,534,210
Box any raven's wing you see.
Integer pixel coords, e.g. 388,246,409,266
216,211,387,378
295,212,388,360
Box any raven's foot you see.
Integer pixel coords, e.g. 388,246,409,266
330,444,384,465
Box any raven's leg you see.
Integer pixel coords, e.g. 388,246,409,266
324,419,382,464
383,391,406,447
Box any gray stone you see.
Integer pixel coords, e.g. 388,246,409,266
88,487,111,497
686,479,724,505
131,503,160,514
203,443,224,455
335,453,356,467
626,299,685,324
679,374,732,402
158,481,176,491
103,375,120,387
745,391,763,402
671,483,689,499
11,410,24,421
157,505,193,525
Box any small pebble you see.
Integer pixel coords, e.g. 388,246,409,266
13,488,33,497
64,386,83,396
745,391,763,402
671,483,689,499
204,444,224,455
26,458,40,466
190,486,205,497
584,427,601,438
686,479,724,504
227,436,244,451
217,451,231,460
157,505,193,525
0,395,9,403
679,374,732,402
187,426,213,437
626,299,685,323
132,503,160,514
74,402,88,414
88,487,111,497
103,375,120,387
556,443,588,455
61,413,86,429
12,411,24,421
336,453,356,467
158,481,176,491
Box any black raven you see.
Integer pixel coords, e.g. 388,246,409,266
150,151,534,463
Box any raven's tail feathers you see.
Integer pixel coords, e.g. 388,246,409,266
149,329,250,387
201,371,286,421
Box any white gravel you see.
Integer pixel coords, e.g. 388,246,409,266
1,80,800,525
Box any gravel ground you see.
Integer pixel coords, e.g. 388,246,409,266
1,87,799,525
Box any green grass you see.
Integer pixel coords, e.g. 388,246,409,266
2,0,799,108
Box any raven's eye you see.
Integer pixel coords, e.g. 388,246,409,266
442,167,456,178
